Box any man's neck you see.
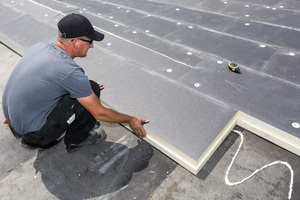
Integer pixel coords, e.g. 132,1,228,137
55,40,75,59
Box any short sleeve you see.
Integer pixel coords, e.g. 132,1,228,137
63,68,93,98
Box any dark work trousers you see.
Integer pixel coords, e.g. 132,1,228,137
20,80,100,148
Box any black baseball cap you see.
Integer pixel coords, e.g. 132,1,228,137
58,13,104,41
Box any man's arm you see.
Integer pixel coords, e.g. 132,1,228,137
77,93,148,137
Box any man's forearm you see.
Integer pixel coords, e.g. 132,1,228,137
96,107,148,138
77,93,148,137
96,107,133,124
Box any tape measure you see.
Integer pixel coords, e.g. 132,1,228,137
228,61,242,74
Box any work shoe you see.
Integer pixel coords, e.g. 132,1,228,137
66,127,106,153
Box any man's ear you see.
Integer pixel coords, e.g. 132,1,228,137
71,38,78,49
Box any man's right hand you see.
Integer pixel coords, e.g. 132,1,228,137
129,117,149,138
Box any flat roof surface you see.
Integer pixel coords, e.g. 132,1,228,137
0,0,299,173
0,21,299,200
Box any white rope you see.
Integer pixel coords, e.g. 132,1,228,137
225,130,294,199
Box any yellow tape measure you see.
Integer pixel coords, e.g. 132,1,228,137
228,62,241,74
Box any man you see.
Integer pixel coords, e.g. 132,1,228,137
2,13,148,153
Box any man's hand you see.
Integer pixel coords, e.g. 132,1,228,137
129,117,149,138
77,93,149,138
98,83,104,91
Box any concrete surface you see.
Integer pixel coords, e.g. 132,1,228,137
1,43,299,199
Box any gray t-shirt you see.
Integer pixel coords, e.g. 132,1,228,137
2,42,93,135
